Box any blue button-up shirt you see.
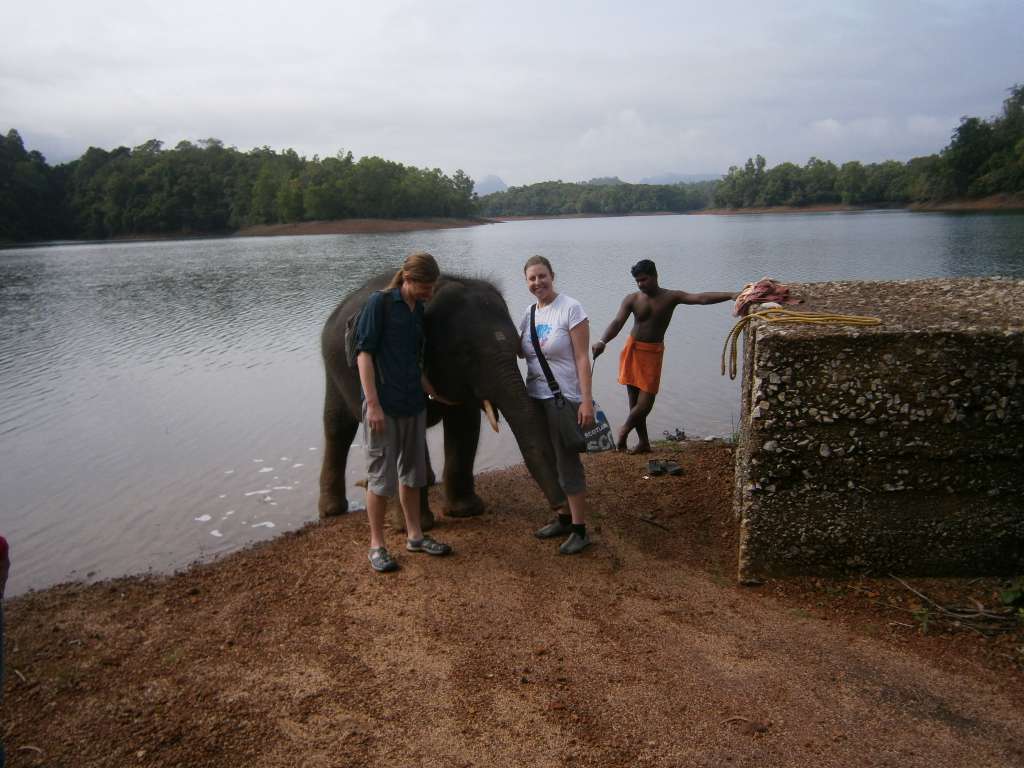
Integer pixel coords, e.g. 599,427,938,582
355,288,426,417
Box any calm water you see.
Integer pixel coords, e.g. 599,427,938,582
2,211,1023,594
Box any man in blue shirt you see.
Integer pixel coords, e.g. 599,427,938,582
355,252,452,572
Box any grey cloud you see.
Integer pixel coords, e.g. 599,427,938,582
2,0,1021,184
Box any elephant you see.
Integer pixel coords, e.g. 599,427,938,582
318,271,567,526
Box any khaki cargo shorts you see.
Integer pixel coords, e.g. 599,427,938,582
362,403,427,498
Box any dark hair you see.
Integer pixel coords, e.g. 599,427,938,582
388,251,440,289
523,255,554,276
630,259,657,278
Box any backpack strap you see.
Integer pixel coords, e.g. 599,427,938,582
529,304,566,406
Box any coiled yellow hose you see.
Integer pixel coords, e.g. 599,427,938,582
721,308,882,380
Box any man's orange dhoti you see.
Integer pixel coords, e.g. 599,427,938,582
617,336,665,395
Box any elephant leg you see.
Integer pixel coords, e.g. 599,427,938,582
442,404,485,517
421,449,436,531
318,378,358,518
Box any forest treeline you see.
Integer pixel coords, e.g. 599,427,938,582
2,84,1022,241
475,178,716,216
0,136,475,241
479,83,1024,215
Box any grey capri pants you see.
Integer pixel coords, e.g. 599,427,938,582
532,396,587,496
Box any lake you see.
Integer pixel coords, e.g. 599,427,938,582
2,210,1023,595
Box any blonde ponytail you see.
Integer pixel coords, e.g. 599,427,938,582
388,251,440,288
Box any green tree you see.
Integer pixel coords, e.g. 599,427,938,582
836,161,868,204
759,162,805,206
802,157,840,204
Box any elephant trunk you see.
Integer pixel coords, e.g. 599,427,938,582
483,358,566,510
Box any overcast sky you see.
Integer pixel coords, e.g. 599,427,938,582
3,0,1022,186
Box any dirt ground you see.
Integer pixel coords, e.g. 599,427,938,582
4,442,1023,767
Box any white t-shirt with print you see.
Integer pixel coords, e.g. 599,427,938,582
519,293,588,402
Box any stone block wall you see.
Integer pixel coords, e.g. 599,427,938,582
734,277,1024,581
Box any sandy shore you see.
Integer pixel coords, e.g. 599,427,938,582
5,442,1022,767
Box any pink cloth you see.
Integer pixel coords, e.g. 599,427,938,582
733,278,802,317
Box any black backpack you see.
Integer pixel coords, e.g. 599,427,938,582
344,292,388,368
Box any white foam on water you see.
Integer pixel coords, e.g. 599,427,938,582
244,489,271,496
291,463,304,468
280,456,289,461
225,510,235,516
258,467,274,473
252,521,276,529
218,494,227,499
210,530,223,537
309,447,317,451
252,458,264,462
272,486,293,491
194,514,212,522
224,469,235,475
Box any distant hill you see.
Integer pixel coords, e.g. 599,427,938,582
473,175,507,196
639,172,721,185
583,176,626,186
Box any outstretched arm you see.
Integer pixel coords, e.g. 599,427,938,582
592,294,633,359
674,290,736,306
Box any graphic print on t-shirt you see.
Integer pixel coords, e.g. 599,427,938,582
536,324,552,347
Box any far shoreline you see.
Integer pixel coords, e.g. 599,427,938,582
0,217,496,249
493,194,1024,222
233,216,497,238
5,195,1021,248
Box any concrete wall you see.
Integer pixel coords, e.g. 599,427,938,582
734,278,1024,582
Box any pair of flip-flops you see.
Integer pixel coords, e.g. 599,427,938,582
647,459,684,477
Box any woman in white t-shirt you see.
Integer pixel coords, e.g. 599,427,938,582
518,255,595,555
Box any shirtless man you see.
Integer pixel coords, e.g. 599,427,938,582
591,260,736,453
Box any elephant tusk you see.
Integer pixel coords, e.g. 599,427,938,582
483,400,499,433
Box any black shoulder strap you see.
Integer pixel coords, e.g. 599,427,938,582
367,291,389,383
529,304,565,404
416,300,426,371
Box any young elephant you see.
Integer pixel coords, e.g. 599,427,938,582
319,272,567,524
